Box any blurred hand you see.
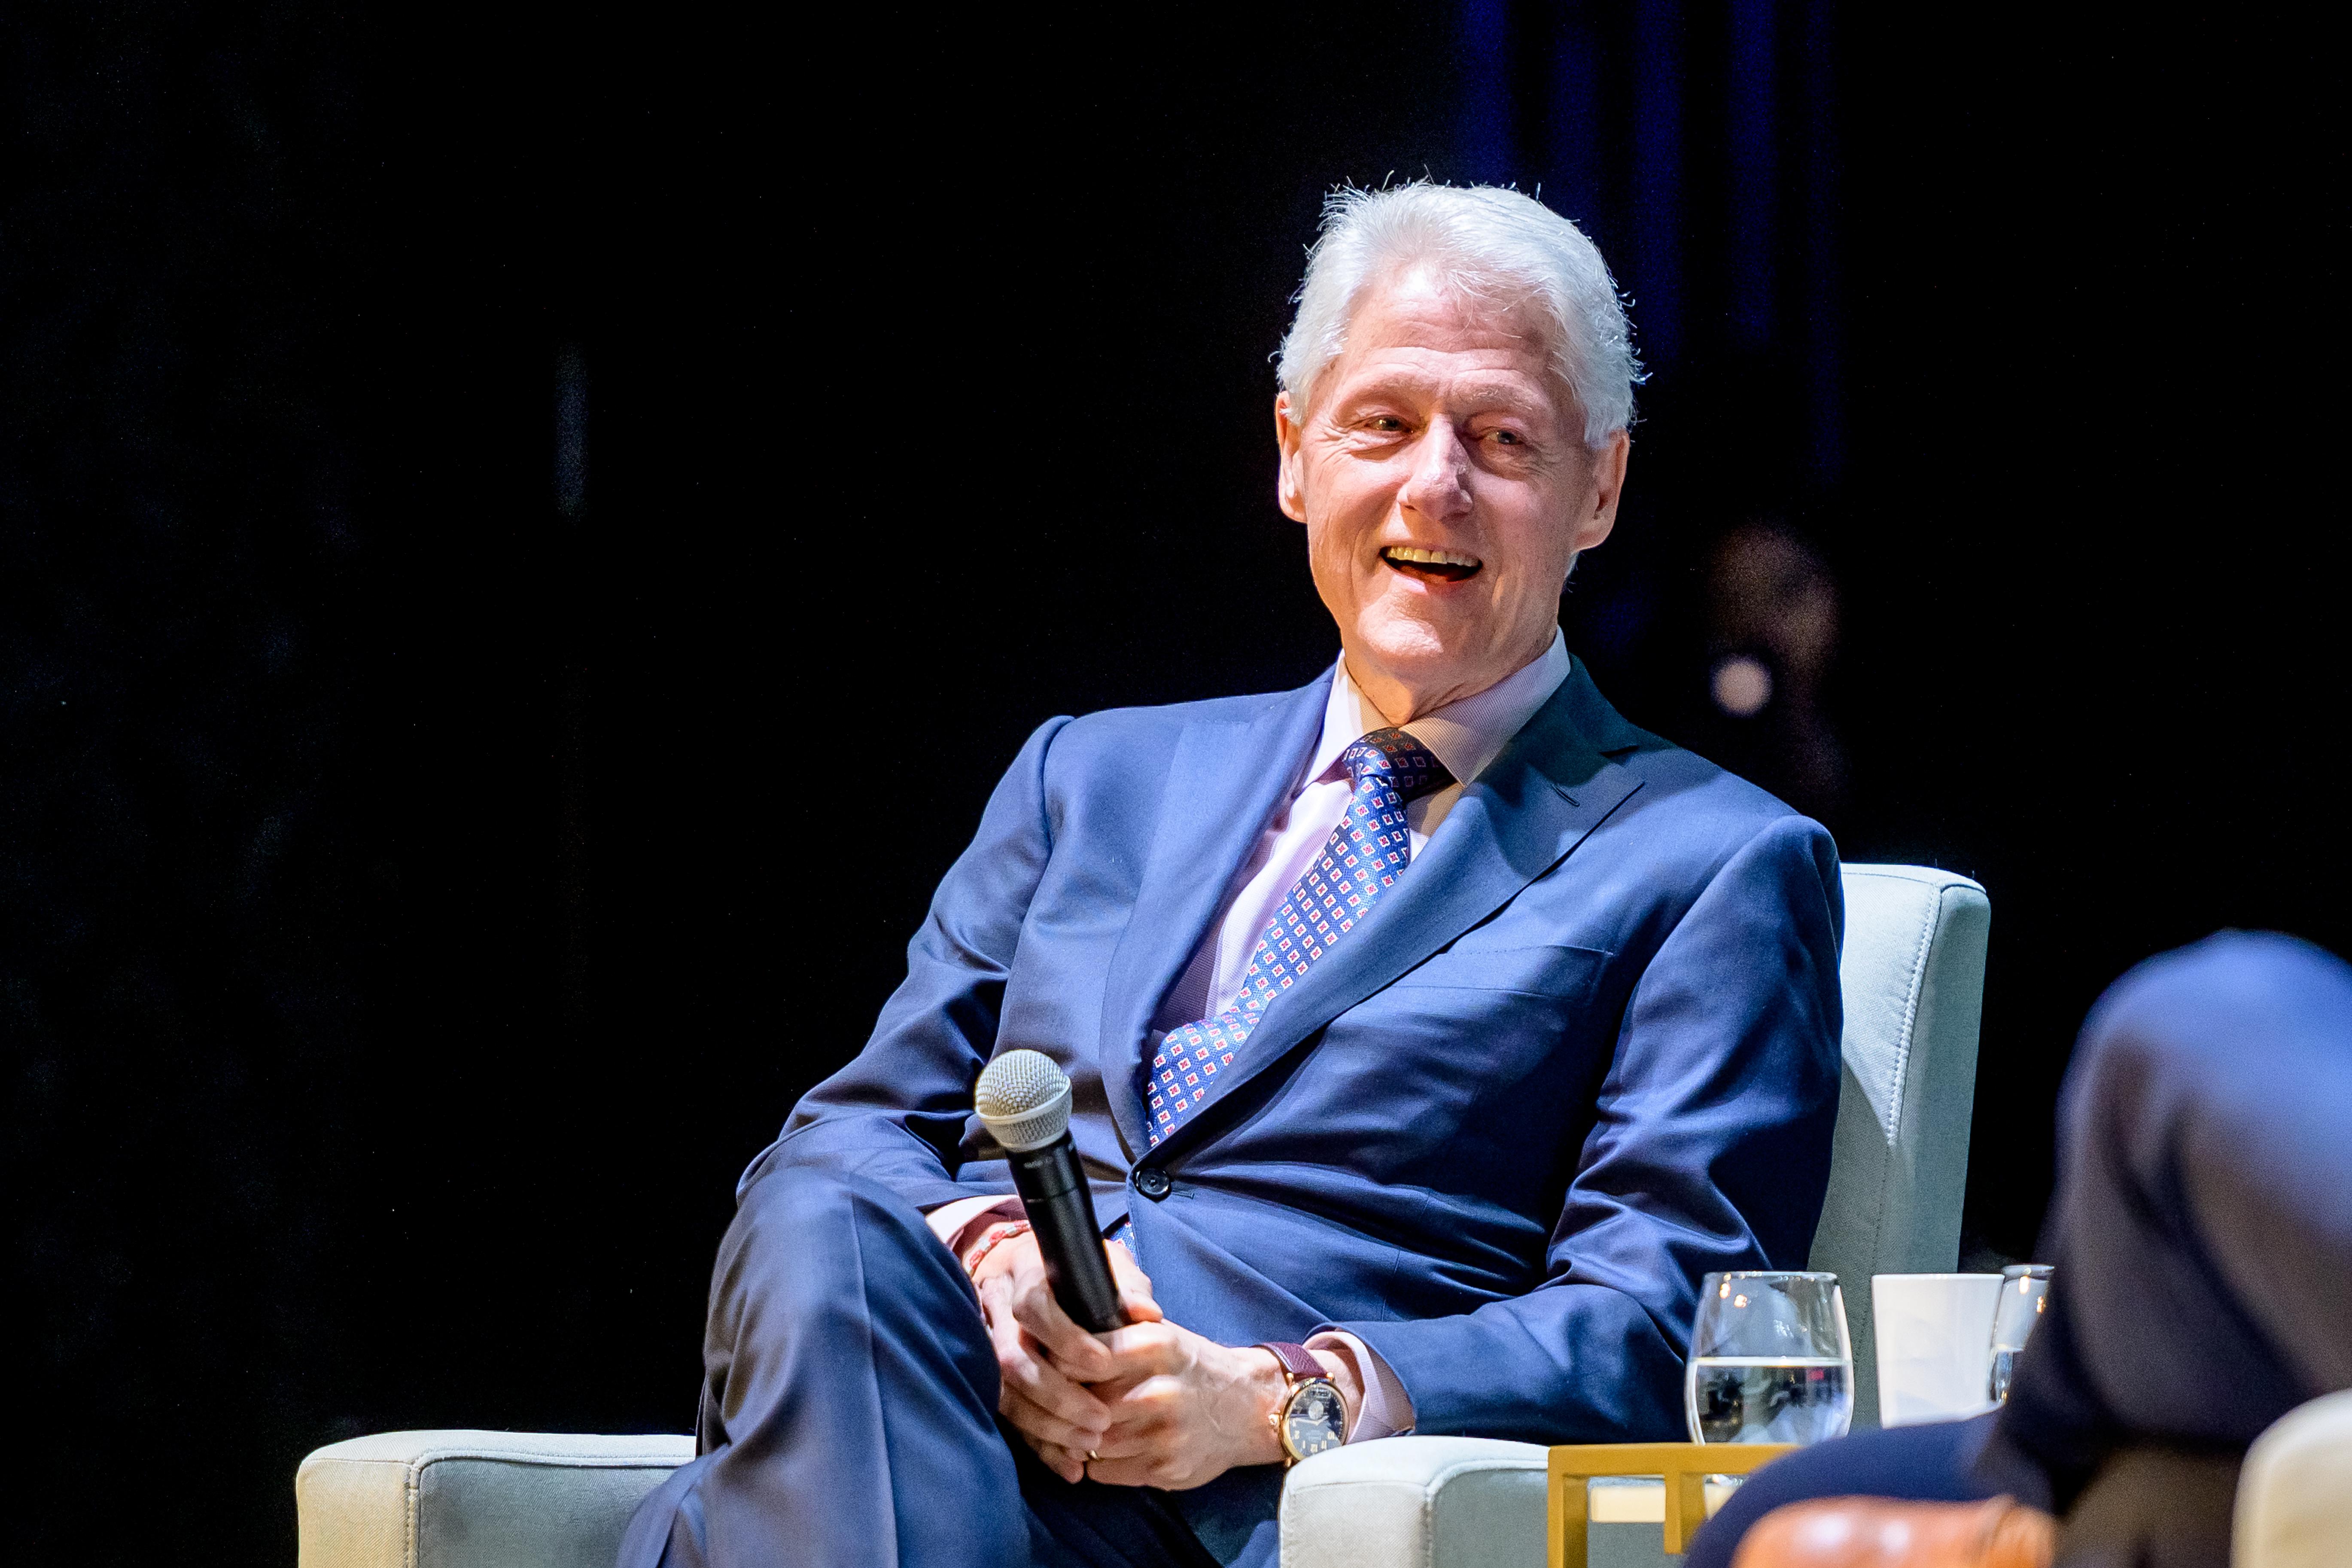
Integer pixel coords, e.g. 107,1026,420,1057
1731,1498,2056,1568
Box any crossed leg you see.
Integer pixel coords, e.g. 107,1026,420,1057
616,1166,1215,1568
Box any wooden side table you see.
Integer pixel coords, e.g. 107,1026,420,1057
1547,1443,1795,1568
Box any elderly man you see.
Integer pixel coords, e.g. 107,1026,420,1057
619,183,1844,1568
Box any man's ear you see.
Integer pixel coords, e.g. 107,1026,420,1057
1570,428,1631,553
1274,392,1308,524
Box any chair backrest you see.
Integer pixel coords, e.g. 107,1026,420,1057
1808,864,1990,1429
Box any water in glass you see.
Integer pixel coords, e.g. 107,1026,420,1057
1689,1357,1852,1444
1686,1271,1853,1445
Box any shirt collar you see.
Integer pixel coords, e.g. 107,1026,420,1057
1308,628,1572,788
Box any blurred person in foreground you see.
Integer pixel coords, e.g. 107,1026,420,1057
1690,932,2352,1568
621,183,1847,1568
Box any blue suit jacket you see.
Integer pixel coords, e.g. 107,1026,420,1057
761,660,1841,1538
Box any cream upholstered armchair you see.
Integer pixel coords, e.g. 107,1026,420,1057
295,865,1991,1568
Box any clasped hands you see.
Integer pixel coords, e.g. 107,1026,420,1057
968,1231,1356,1489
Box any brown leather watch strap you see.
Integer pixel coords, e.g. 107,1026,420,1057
1257,1341,1324,1382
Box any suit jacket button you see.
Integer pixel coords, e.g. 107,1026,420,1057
1134,1168,1171,1200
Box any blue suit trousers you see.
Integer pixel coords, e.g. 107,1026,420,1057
617,1167,1220,1568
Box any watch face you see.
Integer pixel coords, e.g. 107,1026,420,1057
1281,1379,1346,1461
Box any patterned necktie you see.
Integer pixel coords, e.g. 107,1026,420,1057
1142,727,1453,1146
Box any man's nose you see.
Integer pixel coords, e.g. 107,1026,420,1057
1398,424,1473,523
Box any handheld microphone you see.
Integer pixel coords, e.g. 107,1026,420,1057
974,1050,1129,1334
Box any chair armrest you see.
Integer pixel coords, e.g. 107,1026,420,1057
1281,1437,1549,1568
1280,1437,1755,1568
2237,1391,2352,1568
295,1429,694,1568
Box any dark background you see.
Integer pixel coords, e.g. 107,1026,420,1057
3,4,2340,1560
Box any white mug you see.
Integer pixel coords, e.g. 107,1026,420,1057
1871,1273,2003,1427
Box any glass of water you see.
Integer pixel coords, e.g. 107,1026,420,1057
1987,1264,2052,1403
1687,1271,1854,1445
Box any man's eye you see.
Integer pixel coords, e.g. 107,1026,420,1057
1366,416,1406,432
1492,429,1524,445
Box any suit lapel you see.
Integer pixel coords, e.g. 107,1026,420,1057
1147,664,1647,1163
1095,676,1332,1156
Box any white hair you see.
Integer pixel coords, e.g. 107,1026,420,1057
1276,182,1643,448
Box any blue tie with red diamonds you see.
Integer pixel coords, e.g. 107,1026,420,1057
1141,727,1453,1147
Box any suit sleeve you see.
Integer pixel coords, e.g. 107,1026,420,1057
742,716,1072,1210
1327,814,1845,1441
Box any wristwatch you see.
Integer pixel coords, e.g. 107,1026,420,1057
1257,1341,1347,1464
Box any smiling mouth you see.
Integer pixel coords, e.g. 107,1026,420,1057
1381,545,1483,583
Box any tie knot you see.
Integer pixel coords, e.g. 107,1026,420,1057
1343,728,1454,802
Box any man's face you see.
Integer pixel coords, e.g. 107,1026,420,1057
1276,268,1628,719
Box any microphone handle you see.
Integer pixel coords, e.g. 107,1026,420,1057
1007,1136,1128,1334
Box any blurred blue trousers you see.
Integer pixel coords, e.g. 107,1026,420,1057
615,1167,1219,1568
1690,931,2352,1568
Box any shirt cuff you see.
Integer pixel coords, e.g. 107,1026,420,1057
923,1194,1024,1261
1306,1330,1415,1442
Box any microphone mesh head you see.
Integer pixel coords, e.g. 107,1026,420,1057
974,1050,1073,1151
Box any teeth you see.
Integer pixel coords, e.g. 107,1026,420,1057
1383,546,1482,569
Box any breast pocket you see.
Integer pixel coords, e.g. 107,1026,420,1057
1387,941,1613,1001
1310,944,1616,1206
